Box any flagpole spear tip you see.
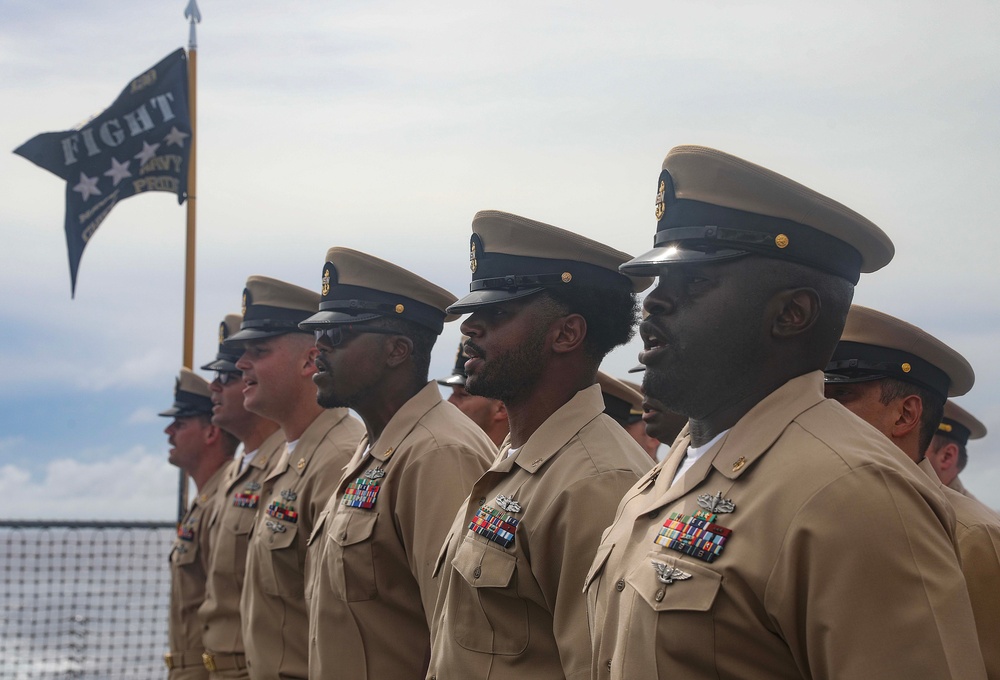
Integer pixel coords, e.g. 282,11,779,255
184,0,202,50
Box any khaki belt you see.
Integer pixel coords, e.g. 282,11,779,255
164,650,205,670
203,652,247,672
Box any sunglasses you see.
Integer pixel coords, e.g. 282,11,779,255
214,370,241,386
314,324,399,347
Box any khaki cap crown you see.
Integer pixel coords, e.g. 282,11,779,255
200,312,242,372
158,367,213,418
227,276,319,342
937,400,987,445
621,145,894,283
449,210,653,312
826,305,974,400
299,247,458,334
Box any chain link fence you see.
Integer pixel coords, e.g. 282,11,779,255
0,521,173,680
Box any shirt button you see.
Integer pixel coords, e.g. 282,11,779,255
478,497,486,506
473,566,482,578
655,588,665,602
607,659,612,671
647,509,660,520
615,578,625,592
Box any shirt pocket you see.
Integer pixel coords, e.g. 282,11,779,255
257,517,300,597
328,510,379,602
170,537,199,566
622,550,722,675
450,535,527,655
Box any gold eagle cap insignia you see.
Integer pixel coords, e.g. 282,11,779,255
655,180,666,220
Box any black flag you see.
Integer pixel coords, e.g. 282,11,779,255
14,49,192,296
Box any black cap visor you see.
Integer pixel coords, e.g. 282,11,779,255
620,243,749,277
447,286,545,314
200,357,240,372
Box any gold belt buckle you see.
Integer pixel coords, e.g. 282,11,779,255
164,653,175,670
203,653,217,672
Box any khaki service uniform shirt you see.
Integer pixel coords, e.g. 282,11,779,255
168,465,228,680
920,459,1000,679
241,408,363,680
428,384,652,680
586,372,987,680
306,381,495,680
198,429,286,679
949,474,980,501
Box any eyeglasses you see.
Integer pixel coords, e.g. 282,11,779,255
313,325,399,347
214,370,241,386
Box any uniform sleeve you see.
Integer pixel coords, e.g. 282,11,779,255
957,522,1000,679
766,464,988,680
530,470,641,680
394,441,492,620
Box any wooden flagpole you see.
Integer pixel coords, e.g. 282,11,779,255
178,0,202,523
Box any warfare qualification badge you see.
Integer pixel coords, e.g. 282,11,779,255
363,466,386,480
651,560,692,585
697,491,735,514
495,494,522,513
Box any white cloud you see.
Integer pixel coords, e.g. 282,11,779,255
0,448,176,521
126,407,161,425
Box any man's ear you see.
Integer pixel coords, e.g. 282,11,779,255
891,394,923,440
937,441,960,471
771,288,821,339
551,314,587,355
384,334,414,368
204,423,223,446
492,400,508,423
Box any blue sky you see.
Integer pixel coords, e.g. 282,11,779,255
2,0,999,517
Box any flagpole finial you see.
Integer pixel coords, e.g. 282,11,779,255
184,0,202,50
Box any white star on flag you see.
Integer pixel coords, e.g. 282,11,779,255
134,141,160,166
103,157,132,186
163,126,190,148
72,172,101,201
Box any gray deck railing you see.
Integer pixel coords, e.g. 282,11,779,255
0,520,174,680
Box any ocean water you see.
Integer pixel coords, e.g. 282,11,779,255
0,524,173,680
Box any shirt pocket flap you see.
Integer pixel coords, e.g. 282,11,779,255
627,551,721,612
307,509,329,546
453,535,516,589
584,541,615,593
331,509,378,548
262,519,299,550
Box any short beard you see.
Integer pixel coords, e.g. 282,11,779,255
465,325,549,403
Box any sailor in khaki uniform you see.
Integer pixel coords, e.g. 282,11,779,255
427,212,654,680
587,145,987,679
197,314,284,679
825,305,1000,678
162,368,238,679
231,277,364,680
300,248,495,680
597,372,660,461
926,399,988,500
436,339,509,447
